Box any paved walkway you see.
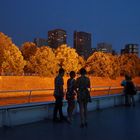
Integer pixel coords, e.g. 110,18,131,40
0,103,140,140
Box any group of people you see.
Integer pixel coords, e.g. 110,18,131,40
53,68,137,128
121,74,137,107
53,68,91,128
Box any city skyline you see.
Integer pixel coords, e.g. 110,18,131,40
0,0,140,54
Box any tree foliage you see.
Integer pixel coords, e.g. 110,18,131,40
86,52,120,78
0,32,26,75
118,54,140,77
27,46,59,76
21,42,37,61
55,45,84,73
0,32,140,78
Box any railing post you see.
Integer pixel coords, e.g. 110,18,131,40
28,90,32,103
108,86,111,95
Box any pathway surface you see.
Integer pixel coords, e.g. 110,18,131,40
0,103,140,140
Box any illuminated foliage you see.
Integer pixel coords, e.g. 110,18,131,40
27,46,59,76
138,58,140,76
20,42,37,73
86,52,120,78
21,42,37,61
55,44,84,73
0,32,26,75
118,54,140,77
77,56,86,71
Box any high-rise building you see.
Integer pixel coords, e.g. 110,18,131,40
34,38,48,47
48,29,67,49
122,44,139,55
97,42,113,53
74,31,92,59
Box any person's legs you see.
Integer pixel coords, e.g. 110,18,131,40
53,98,59,121
58,97,64,120
125,94,130,106
79,101,84,127
83,102,88,126
69,100,75,121
67,100,71,121
131,95,135,107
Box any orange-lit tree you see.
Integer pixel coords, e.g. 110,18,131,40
27,46,59,76
118,54,140,77
0,32,26,75
138,58,140,76
21,42,37,61
20,42,37,73
77,56,86,72
86,52,120,78
55,44,84,74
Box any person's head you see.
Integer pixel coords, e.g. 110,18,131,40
79,68,87,75
59,68,65,77
70,71,76,78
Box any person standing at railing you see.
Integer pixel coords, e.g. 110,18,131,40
53,68,65,122
66,71,77,124
124,75,136,107
121,74,128,106
121,74,136,107
76,68,91,128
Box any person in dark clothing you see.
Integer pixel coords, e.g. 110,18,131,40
76,68,91,128
124,75,136,107
121,74,129,106
66,71,76,123
53,68,65,122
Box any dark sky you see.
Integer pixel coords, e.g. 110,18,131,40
0,0,140,53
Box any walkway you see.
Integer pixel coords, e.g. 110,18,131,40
0,103,140,140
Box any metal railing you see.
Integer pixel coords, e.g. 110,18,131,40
0,86,123,106
0,85,139,106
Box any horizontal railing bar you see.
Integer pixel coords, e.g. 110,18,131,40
0,86,123,93
0,89,55,93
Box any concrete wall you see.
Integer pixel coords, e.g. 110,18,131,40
0,92,140,127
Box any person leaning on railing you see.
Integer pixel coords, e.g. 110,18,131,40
124,75,137,107
121,74,137,107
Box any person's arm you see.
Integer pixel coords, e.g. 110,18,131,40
60,77,64,97
73,79,77,95
75,78,79,97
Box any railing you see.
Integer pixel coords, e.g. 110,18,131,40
0,86,124,106
0,85,139,107
0,86,139,127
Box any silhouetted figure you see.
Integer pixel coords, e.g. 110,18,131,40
66,71,76,123
76,68,91,128
121,74,136,107
121,74,129,106
124,75,136,107
53,68,65,122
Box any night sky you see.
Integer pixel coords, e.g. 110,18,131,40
0,0,140,53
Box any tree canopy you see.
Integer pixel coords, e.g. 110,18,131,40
21,42,37,61
118,54,140,77
0,32,139,78
27,46,59,76
0,32,26,75
55,44,85,74
86,52,120,78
